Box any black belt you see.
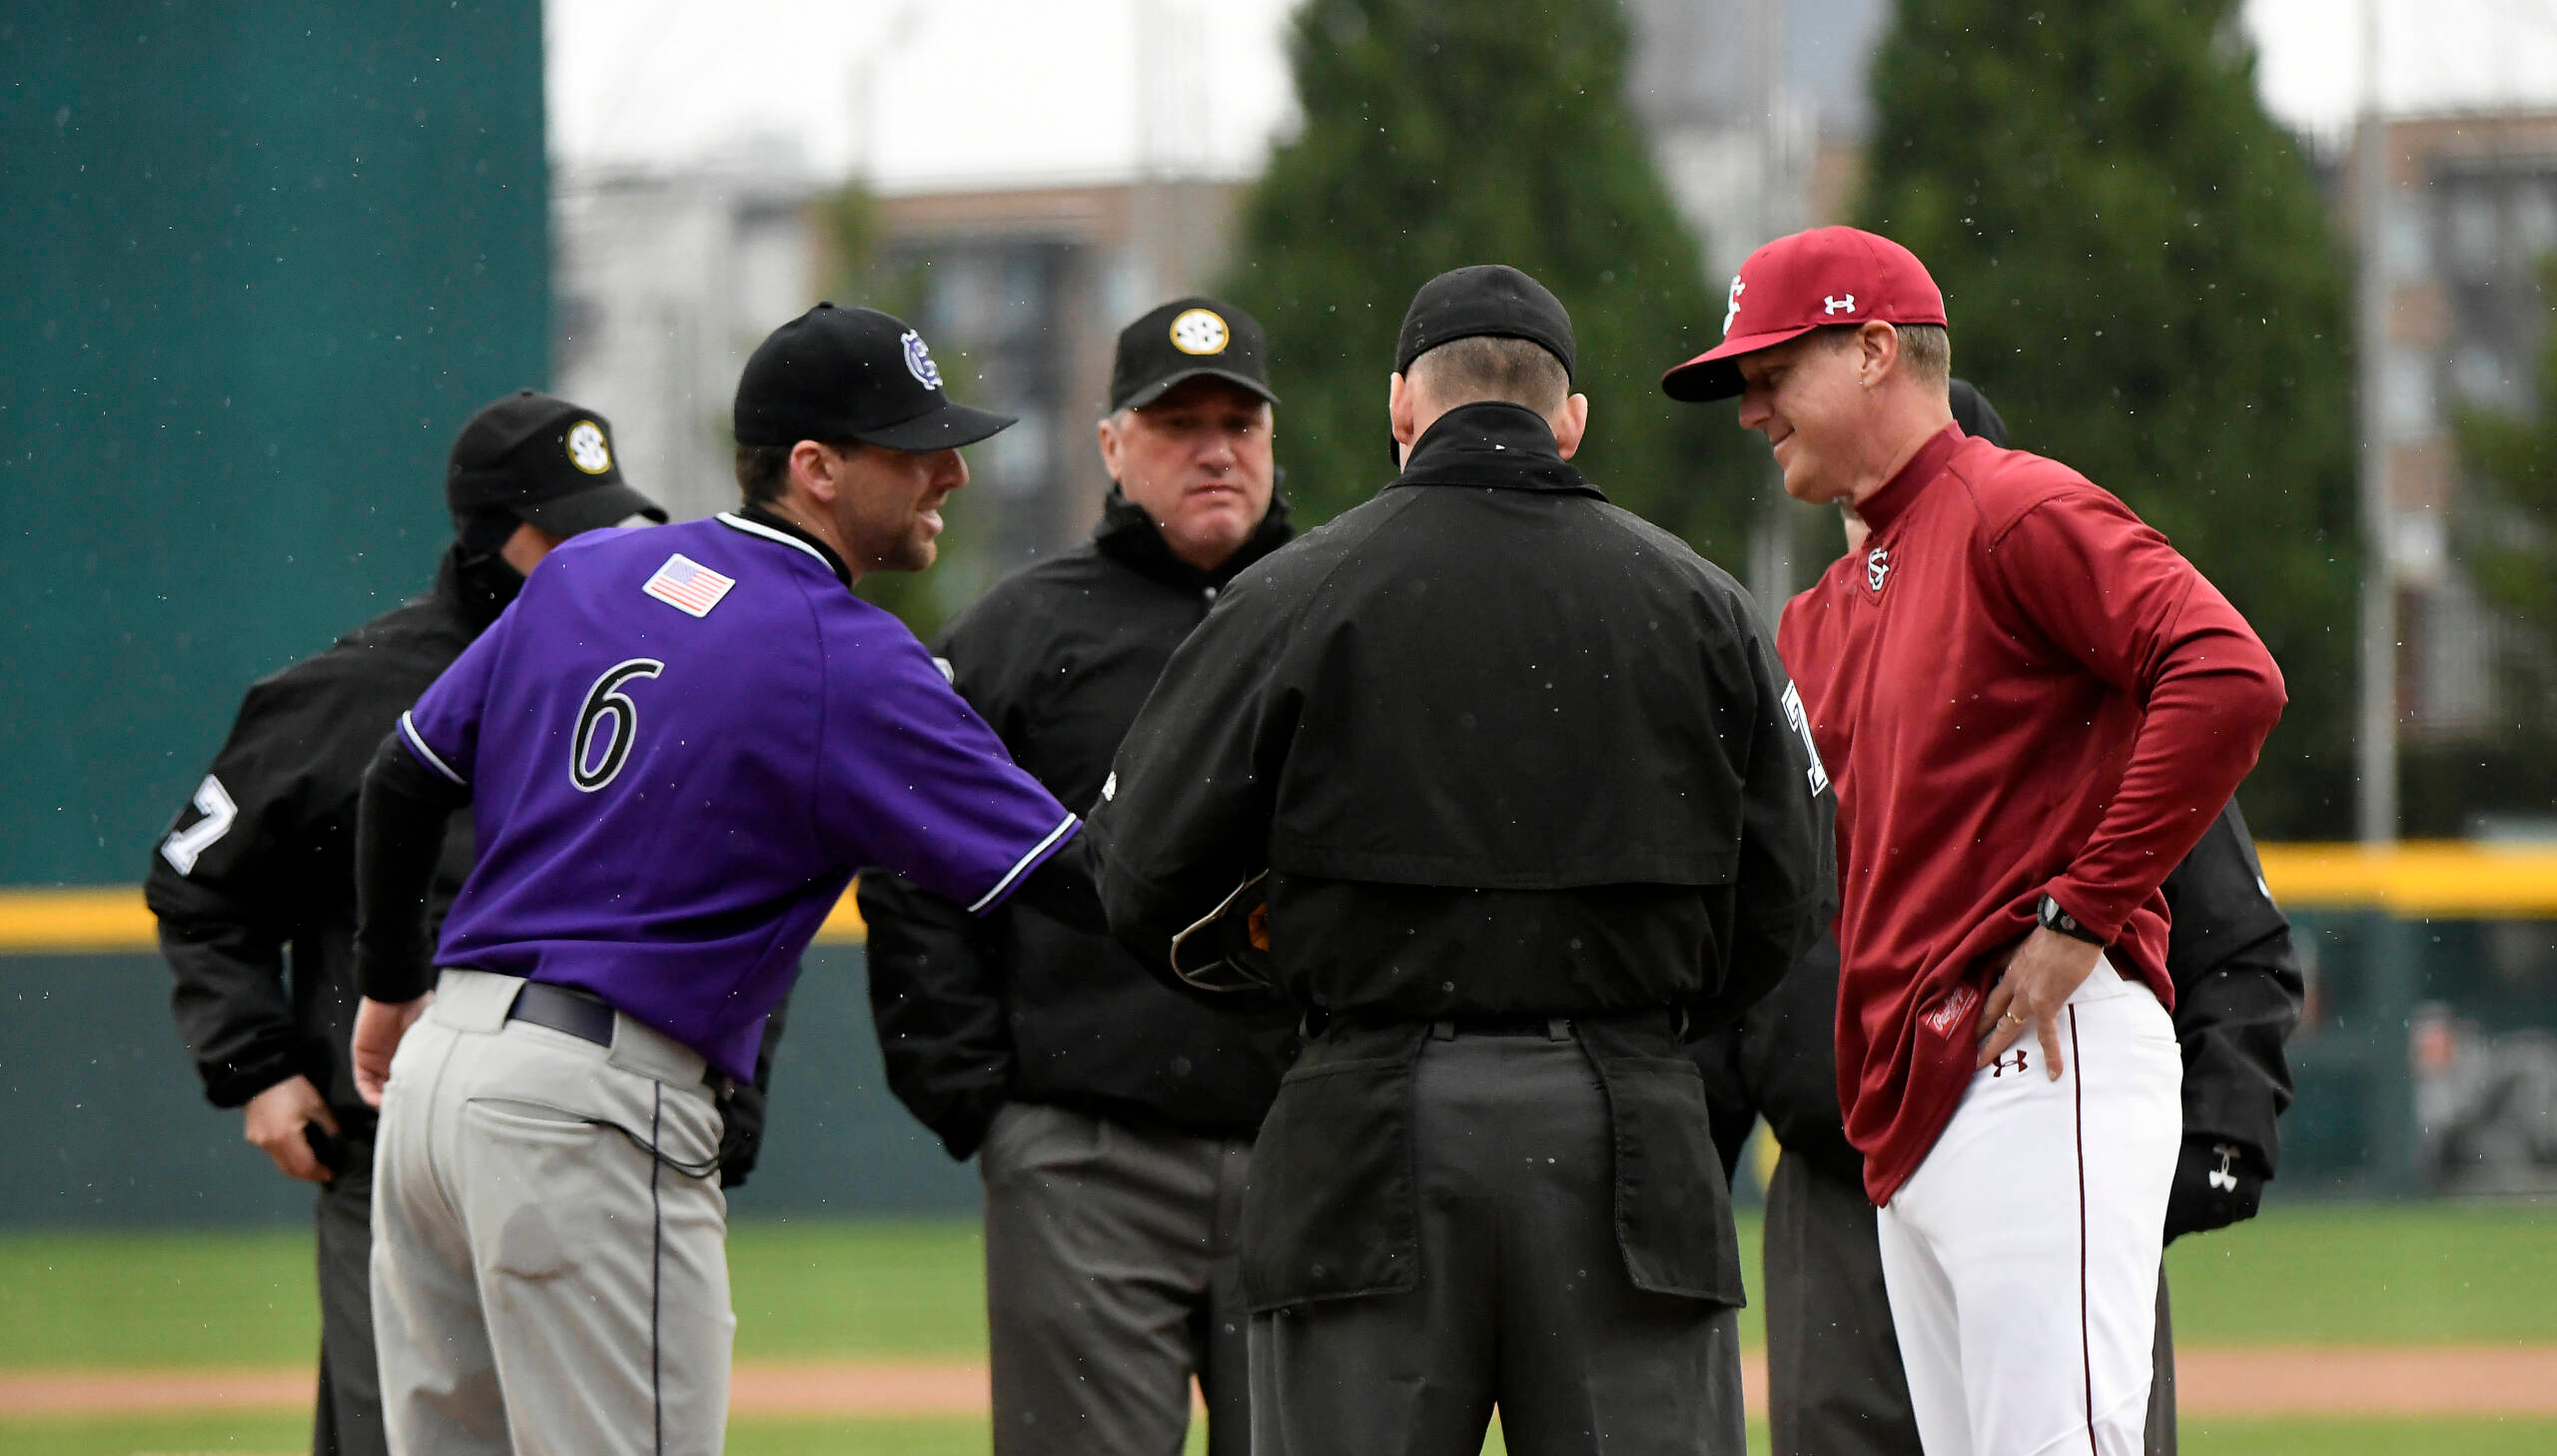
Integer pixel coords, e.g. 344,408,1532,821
504,979,617,1048
497,977,735,1095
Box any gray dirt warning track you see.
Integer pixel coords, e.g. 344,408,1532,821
6,1348,2557,1419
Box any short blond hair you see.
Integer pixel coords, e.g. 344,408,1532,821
1897,323,1951,388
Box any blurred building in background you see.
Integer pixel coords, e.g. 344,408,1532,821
550,164,1247,597
2344,109,2557,739
552,1,1896,585
553,153,824,524
1624,0,1885,277
872,180,1249,592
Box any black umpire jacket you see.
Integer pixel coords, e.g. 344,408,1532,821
146,546,785,1183
856,491,1299,1159
1088,400,1836,1310
1696,799,2303,1187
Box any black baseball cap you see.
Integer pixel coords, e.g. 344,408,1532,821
445,390,666,536
1394,265,1576,380
733,303,1015,451
1109,297,1278,412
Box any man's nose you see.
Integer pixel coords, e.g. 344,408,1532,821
939,448,970,490
1737,389,1770,430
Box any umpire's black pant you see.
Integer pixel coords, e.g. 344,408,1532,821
1250,1027,1745,1456
314,1164,386,1456
1762,1149,2178,1456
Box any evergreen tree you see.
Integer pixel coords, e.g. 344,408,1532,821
1224,0,1759,560
1859,0,2359,837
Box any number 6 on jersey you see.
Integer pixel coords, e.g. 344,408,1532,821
571,658,663,792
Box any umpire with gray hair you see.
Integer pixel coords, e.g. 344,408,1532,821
858,295,1296,1456
1088,265,1833,1456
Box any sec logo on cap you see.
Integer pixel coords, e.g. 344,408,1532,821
1170,308,1230,356
566,420,612,474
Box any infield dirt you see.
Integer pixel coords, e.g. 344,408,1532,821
7,1346,2554,1420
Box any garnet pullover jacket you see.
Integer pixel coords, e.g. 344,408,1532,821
1777,424,2285,1203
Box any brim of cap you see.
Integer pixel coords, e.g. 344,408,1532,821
517,480,669,535
1114,366,1280,413
1659,324,1825,402
854,399,1020,450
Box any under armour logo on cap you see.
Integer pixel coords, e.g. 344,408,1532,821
1825,295,1857,316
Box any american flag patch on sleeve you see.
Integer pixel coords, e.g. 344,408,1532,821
643,554,736,617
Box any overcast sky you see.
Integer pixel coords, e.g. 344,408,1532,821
546,0,2557,191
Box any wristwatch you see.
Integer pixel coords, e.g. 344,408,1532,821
2037,894,2106,946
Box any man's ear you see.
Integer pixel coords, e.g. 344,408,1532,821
1388,371,1416,448
1549,392,1591,460
1858,322,1901,388
787,439,842,505
1096,413,1124,485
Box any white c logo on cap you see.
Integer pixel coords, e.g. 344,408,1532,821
901,330,945,390
1722,277,1746,337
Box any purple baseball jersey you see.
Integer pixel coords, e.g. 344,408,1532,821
399,511,1079,1081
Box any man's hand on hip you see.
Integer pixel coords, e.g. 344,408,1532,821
244,1075,339,1184
353,994,432,1108
1977,927,2104,1079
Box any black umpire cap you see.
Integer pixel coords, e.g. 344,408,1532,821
1109,297,1278,413
1388,265,1576,463
445,390,666,536
734,303,1015,450
1394,265,1577,380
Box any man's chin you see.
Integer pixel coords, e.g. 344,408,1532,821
1778,466,1832,506
873,538,938,574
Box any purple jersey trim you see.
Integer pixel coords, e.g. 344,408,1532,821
400,709,466,786
966,811,1081,914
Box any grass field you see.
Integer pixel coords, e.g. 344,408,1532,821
3,1200,2551,1454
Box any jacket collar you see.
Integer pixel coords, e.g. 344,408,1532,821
1093,487,1294,591
724,504,855,588
1389,401,1607,500
1853,423,1965,537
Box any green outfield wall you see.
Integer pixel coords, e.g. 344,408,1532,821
1,1,549,888
0,944,979,1225
3,859,2552,1224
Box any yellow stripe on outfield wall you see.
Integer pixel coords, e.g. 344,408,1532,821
2252,842,2557,916
0,887,160,952
3,843,2554,954
0,885,869,954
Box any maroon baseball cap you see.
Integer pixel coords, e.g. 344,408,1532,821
1660,226,1948,401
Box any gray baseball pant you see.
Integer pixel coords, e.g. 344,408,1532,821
370,969,732,1456
980,1100,1254,1456
313,1165,387,1456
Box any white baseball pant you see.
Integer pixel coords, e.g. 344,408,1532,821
1876,962,2182,1456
